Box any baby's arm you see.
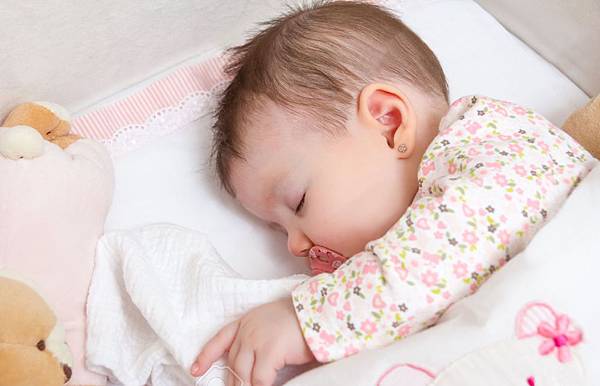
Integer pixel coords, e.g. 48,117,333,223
291,96,594,362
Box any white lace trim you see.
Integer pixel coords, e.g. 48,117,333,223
100,80,228,157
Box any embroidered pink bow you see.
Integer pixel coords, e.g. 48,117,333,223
536,314,583,363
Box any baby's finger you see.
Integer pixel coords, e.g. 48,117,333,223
191,320,240,377
251,348,279,386
229,347,255,386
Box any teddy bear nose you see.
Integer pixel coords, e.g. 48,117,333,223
63,364,72,383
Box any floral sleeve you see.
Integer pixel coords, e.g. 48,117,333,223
291,95,595,362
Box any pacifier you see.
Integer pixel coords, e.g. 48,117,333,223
308,245,348,275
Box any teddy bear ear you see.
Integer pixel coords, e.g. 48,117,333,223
563,95,600,160
33,101,71,123
2,103,60,135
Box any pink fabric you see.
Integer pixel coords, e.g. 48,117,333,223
71,54,228,141
0,139,114,385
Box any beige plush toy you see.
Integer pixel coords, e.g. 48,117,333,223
0,271,73,386
2,102,80,149
563,95,600,160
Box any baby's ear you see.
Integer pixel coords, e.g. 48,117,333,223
357,83,416,158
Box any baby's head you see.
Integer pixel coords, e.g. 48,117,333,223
211,0,449,259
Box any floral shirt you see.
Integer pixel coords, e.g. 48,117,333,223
291,95,596,362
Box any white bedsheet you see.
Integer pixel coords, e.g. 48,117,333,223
103,0,590,280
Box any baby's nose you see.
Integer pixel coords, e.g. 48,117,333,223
287,231,312,257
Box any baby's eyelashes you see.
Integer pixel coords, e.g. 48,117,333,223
295,193,306,214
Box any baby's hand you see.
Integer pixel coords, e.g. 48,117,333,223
191,297,315,386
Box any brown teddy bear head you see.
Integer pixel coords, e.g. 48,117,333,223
2,102,80,149
0,271,73,386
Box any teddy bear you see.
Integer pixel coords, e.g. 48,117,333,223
0,271,73,386
563,94,600,160
0,101,114,385
2,101,80,150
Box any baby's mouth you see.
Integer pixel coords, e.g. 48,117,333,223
308,245,348,275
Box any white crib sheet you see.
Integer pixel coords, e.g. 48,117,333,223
103,0,589,281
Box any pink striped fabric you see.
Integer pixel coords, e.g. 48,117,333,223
72,53,229,141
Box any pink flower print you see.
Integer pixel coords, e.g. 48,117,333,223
421,161,435,176
423,251,441,265
319,330,335,345
509,143,523,153
495,106,508,116
527,198,540,210
344,345,359,357
453,261,468,278
462,203,475,217
514,164,527,177
363,261,378,274
499,230,511,245
462,230,479,245
327,291,339,306
421,270,438,287
494,173,508,187
372,294,387,309
539,141,549,152
500,214,508,223
448,162,457,174
343,301,352,311
416,218,430,230
467,147,481,157
336,310,344,320
398,324,411,337
437,221,447,229
513,106,527,115
537,314,583,363
434,231,443,239
314,346,330,362
466,121,482,134
486,161,502,169
361,319,378,335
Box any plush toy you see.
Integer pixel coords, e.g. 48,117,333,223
563,95,600,160
0,102,114,385
0,271,73,386
0,125,44,160
2,101,80,149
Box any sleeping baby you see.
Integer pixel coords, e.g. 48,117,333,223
190,1,595,385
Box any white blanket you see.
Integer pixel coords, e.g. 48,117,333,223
85,224,311,386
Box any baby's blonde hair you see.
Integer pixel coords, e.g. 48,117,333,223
210,0,448,196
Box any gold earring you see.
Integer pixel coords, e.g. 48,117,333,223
397,144,407,153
